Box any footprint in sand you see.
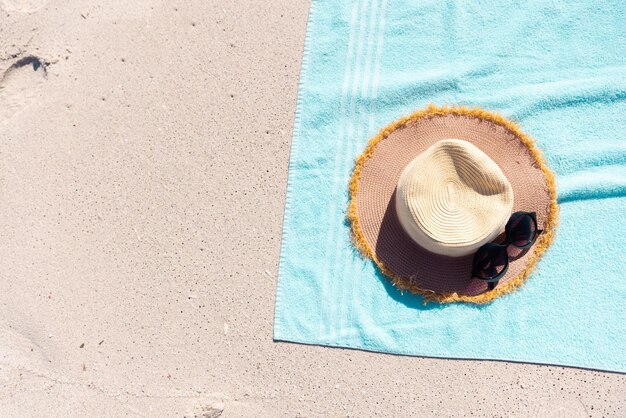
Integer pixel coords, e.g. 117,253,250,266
185,402,224,418
0,55,47,124
0,0,48,13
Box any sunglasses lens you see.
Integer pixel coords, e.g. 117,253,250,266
474,246,508,280
509,213,536,247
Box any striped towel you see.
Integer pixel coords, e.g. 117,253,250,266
274,0,626,373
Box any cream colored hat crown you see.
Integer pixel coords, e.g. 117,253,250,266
395,139,514,257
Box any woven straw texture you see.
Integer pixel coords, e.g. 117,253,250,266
348,105,559,304
396,139,514,256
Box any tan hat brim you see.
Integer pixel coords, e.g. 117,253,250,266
348,105,559,304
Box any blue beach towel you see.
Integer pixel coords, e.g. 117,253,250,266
274,0,626,373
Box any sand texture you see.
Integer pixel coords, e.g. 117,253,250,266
0,0,625,416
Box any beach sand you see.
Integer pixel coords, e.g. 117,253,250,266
0,0,624,416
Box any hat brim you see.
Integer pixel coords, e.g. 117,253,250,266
348,105,559,304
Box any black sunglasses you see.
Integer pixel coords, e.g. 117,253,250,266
471,211,543,290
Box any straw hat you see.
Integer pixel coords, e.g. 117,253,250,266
348,105,558,304
395,139,514,257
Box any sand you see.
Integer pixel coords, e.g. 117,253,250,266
0,1,624,416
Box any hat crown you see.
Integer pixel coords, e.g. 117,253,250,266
395,139,514,257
